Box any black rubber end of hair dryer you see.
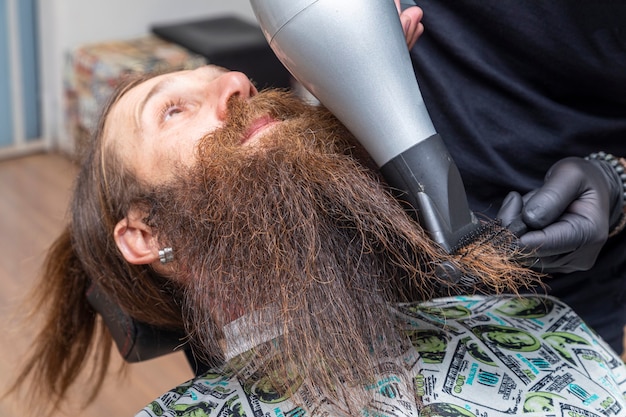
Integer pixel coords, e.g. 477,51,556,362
380,133,479,255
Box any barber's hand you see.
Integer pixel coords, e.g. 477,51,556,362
497,157,623,274
395,0,424,49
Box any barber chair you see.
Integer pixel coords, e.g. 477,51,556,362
86,283,212,375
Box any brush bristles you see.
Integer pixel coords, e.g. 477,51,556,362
444,221,544,296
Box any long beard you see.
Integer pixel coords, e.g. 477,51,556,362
145,91,539,411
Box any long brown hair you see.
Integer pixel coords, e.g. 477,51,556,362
9,72,184,413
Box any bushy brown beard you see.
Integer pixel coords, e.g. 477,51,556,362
144,90,539,411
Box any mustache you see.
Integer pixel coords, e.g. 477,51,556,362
198,90,314,149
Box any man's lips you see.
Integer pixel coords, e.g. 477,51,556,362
241,115,279,146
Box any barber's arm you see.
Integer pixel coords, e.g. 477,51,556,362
498,153,626,273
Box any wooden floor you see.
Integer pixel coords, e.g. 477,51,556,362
0,153,193,416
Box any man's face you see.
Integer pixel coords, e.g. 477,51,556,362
105,65,265,183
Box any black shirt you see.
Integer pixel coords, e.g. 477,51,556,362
409,0,626,351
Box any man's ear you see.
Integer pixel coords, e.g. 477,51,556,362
114,207,160,265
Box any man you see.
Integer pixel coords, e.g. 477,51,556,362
12,64,626,417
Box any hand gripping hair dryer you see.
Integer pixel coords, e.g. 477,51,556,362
249,0,481,278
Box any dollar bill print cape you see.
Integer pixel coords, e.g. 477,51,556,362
135,295,626,417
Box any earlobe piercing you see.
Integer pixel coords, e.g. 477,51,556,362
158,247,174,264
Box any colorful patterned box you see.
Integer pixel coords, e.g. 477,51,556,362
64,35,206,161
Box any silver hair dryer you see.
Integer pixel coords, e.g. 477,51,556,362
249,0,480,263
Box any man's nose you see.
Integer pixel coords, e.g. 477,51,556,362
215,71,258,120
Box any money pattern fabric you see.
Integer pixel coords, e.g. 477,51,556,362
136,295,626,417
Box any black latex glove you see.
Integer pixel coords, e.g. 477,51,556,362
497,157,623,274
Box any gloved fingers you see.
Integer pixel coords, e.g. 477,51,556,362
504,156,618,274
496,191,528,236
526,253,597,274
497,191,523,224
394,0,424,49
522,158,588,229
518,212,602,257
516,218,602,273
519,227,576,257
